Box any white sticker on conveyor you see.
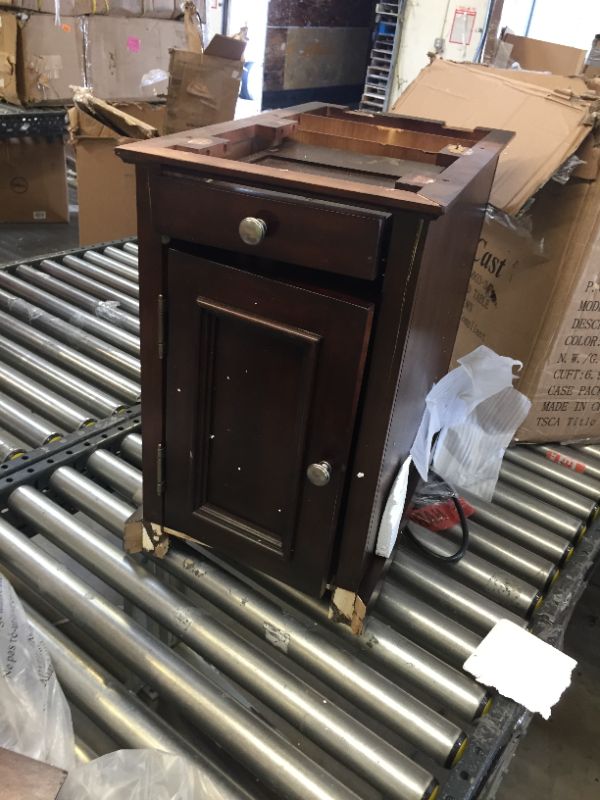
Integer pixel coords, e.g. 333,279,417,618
463,619,577,719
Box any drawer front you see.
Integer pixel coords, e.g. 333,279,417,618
150,173,389,280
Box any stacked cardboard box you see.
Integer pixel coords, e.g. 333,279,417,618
392,56,600,444
0,4,192,105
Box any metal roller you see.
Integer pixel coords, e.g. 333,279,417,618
50,466,137,534
0,273,140,356
499,460,597,522
74,738,97,765
459,488,572,566
0,311,140,404
85,249,138,281
123,242,138,255
0,427,27,461
0,519,400,800
573,443,600,462
390,549,525,635
27,607,253,799
492,480,584,543
0,335,126,417
0,521,422,800
533,444,600,484
87,449,143,503
506,447,600,504
0,362,95,430
0,392,62,447
401,526,542,617
64,254,139,297
39,258,140,317
49,463,470,772
0,289,140,380
11,488,443,796
20,263,139,331
375,583,482,670
120,432,142,466
103,246,139,270
424,518,557,590
240,567,490,722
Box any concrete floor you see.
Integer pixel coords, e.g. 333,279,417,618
0,217,79,264
496,573,600,800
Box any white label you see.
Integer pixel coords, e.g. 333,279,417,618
33,211,47,220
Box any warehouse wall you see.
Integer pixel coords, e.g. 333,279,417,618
390,0,490,105
263,0,373,108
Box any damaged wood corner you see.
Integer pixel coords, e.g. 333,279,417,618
123,506,170,559
329,586,367,635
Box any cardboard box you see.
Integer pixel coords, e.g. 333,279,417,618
502,32,586,75
165,34,245,133
0,11,19,105
395,60,600,442
69,101,164,244
86,16,187,100
0,137,68,222
18,15,85,105
453,169,600,443
392,60,595,215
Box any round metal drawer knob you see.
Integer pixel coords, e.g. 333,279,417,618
239,216,267,246
306,461,332,487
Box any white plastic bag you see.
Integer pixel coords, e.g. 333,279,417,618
59,749,229,800
411,345,531,499
0,575,75,770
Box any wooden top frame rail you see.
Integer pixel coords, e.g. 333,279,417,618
118,103,513,216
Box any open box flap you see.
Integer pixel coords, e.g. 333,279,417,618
392,59,598,215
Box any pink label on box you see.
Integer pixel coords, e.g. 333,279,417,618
127,36,141,53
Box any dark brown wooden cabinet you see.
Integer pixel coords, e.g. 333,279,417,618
118,103,509,612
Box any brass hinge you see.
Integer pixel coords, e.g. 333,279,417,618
157,293,166,359
156,442,165,496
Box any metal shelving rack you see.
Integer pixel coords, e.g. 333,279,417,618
360,2,404,112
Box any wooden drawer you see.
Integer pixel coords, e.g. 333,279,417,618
150,172,390,280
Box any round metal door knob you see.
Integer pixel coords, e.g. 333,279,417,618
306,461,332,487
239,216,267,246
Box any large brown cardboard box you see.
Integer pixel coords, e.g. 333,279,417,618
454,171,600,443
393,61,600,443
0,137,68,223
165,35,246,134
85,16,187,101
0,11,19,105
18,0,143,14
18,15,85,105
69,101,164,244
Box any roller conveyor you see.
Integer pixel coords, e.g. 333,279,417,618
0,239,598,800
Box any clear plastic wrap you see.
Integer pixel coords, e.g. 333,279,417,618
58,749,232,800
551,154,586,185
0,575,75,771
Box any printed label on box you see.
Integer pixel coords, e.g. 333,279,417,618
127,36,141,54
33,211,47,220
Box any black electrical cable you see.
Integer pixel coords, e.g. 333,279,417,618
405,495,470,563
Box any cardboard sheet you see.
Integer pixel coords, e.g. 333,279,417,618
502,32,586,75
392,60,595,215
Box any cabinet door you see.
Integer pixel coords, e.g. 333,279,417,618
164,249,373,595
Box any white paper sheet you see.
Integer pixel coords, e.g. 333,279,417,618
463,619,577,719
375,455,412,557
